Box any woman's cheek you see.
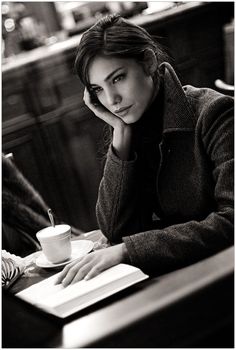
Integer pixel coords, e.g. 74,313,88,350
98,95,105,107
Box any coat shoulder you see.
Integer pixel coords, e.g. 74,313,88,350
183,85,234,129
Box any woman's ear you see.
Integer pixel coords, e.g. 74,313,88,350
143,49,158,76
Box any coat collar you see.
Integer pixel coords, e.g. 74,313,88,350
159,62,195,134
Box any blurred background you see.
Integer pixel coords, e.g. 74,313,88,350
2,2,234,234
2,1,179,58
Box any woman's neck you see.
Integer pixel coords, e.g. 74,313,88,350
139,78,163,127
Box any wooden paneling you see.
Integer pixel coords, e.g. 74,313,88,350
141,2,234,87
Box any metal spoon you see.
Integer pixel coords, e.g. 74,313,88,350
47,208,55,227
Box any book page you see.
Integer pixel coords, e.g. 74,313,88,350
17,264,148,310
16,273,64,303
43,264,146,308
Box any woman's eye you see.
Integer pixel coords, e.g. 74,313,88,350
113,74,125,84
93,87,102,95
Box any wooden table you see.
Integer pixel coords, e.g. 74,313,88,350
2,232,234,348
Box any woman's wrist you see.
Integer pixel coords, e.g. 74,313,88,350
112,124,133,160
120,243,130,264
113,243,130,264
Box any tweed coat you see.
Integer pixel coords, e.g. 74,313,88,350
96,62,234,275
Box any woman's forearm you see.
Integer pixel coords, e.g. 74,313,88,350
112,124,133,160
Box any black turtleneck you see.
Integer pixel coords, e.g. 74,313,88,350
133,79,164,222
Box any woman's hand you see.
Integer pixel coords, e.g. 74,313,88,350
84,88,123,129
84,88,133,160
55,243,129,287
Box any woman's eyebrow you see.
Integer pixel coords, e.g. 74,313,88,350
104,67,124,82
90,67,124,87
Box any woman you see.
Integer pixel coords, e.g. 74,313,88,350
56,14,233,286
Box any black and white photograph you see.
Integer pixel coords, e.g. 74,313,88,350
2,1,234,348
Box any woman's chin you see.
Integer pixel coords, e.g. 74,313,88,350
122,113,142,124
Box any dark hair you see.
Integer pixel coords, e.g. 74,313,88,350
75,14,169,88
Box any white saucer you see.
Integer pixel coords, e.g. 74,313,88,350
35,240,94,268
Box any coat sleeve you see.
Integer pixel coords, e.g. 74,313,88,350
123,96,234,275
96,145,154,242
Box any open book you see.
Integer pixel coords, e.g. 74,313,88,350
16,264,148,318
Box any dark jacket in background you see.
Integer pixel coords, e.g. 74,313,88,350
2,155,50,256
96,62,234,275
2,155,84,257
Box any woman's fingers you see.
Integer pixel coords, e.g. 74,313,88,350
84,263,104,280
83,87,92,106
55,244,126,287
55,257,84,285
62,261,93,286
55,252,99,286
83,87,101,115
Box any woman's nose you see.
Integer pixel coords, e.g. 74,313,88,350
106,89,121,106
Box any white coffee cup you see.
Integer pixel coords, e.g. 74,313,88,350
36,224,72,264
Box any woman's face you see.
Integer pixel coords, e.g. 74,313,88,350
88,55,155,124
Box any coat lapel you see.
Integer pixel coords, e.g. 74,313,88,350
159,62,195,134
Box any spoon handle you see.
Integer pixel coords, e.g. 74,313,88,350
48,208,55,227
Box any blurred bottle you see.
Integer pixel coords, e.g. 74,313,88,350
2,2,47,58
19,16,46,51
2,2,23,58
58,8,76,31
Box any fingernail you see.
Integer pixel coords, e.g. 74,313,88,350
62,280,68,287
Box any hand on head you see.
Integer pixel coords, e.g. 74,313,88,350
84,87,125,130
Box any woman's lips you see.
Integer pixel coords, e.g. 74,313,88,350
114,105,132,117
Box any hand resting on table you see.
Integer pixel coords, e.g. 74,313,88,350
55,243,129,287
